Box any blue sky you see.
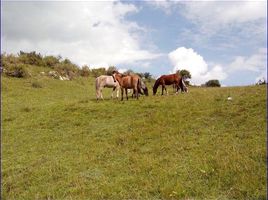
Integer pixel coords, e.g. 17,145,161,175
2,0,267,86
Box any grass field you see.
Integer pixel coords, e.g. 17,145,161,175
2,71,267,199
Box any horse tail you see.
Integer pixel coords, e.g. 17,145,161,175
138,78,142,92
179,77,187,92
182,79,188,92
153,77,161,95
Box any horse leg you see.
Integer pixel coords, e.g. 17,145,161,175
96,89,99,100
125,88,128,100
161,85,164,95
100,89,104,100
175,84,179,95
116,87,119,99
121,88,124,101
111,87,115,99
165,86,168,95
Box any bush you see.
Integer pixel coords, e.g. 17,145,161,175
18,51,44,66
4,64,30,78
54,59,79,80
31,80,43,88
91,68,106,78
43,56,60,68
106,66,117,76
205,79,221,87
79,65,91,77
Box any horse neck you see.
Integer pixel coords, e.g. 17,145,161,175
153,78,160,93
115,74,124,86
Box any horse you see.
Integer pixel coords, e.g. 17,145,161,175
112,71,142,100
95,75,120,100
153,73,185,95
173,79,188,93
131,76,149,97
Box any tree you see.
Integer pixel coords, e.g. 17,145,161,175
80,65,91,77
205,79,221,87
91,68,106,78
143,72,152,79
177,69,191,79
106,66,117,75
124,69,134,75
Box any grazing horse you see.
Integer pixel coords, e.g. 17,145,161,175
95,75,120,100
131,76,149,97
113,72,142,100
153,73,185,95
173,79,188,93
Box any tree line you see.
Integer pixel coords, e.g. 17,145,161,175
1,51,224,87
1,51,155,81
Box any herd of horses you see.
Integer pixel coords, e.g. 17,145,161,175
95,71,188,101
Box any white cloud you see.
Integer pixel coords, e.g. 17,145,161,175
229,48,267,81
2,1,159,68
168,47,227,85
149,1,266,49
182,1,266,26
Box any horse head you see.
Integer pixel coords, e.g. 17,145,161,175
143,87,149,96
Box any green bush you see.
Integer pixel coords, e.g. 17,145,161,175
205,79,221,87
18,51,44,66
79,65,91,77
53,59,79,80
31,80,43,88
106,66,117,75
91,68,106,78
43,55,60,68
4,64,30,78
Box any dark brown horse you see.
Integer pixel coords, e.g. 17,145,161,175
153,73,185,95
113,71,142,100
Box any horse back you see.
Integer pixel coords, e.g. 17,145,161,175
161,74,180,85
122,75,140,89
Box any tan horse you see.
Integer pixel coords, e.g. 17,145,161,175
113,71,142,100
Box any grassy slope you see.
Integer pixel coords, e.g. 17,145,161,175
2,72,266,199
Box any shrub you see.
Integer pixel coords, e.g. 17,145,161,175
106,66,117,75
31,80,43,88
205,79,221,87
79,65,91,77
18,51,44,66
54,59,79,80
4,64,30,78
43,55,60,68
91,68,106,78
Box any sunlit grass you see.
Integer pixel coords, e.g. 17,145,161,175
2,75,266,199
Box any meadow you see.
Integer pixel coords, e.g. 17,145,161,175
2,68,267,199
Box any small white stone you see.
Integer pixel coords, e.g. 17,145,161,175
227,97,232,101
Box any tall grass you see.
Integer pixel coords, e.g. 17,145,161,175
2,75,266,199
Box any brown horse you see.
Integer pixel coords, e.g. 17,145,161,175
113,71,142,100
153,73,185,95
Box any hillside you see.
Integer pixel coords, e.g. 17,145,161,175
2,74,266,199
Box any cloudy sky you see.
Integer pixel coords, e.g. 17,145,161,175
2,0,267,86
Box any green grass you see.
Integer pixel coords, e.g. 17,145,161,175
2,74,266,199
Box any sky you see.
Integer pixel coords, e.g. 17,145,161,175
1,0,267,86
